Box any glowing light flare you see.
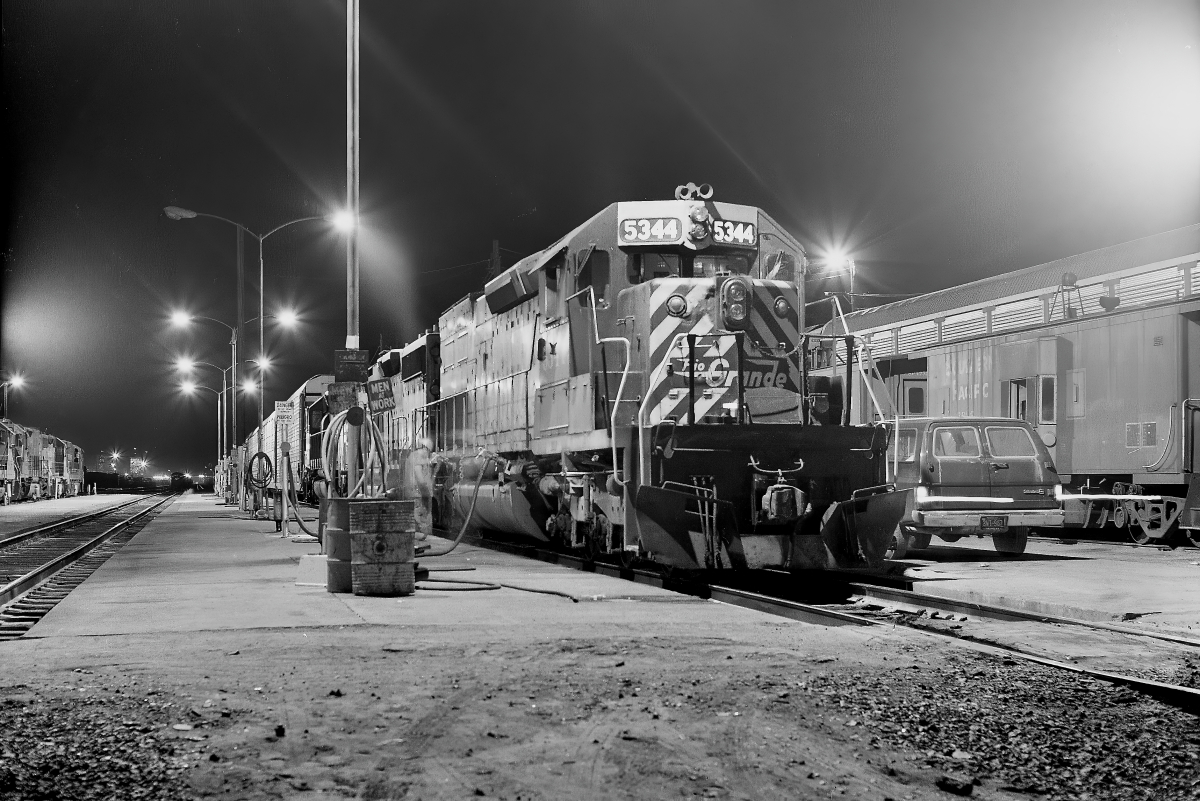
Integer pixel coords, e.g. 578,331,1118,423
242,380,258,394
275,309,299,328
329,211,356,232
176,358,195,372
5,375,24,389
181,381,198,394
170,311,192,327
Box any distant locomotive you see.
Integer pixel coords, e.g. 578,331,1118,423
359,187,906,571
0,418,85,501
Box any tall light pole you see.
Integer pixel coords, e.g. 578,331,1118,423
164,207,340,432
178,359,231,472
1,374,25,419
181,380,222,488
171,314,238,447
347,0,360,349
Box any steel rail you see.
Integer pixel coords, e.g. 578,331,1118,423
0,496,149,549
0,495,173,606
848,582,1200,650
459,531,1200,714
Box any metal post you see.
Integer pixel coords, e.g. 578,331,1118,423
235,225,245,456
687,334,696,425
259,239,265,446
346,0,360,349
843,335,854,426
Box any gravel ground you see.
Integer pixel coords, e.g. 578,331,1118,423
1,627,1198,801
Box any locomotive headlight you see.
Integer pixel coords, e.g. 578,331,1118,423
773,297,790,318
721,277,752,328
665,294,689,317
686,205,711,241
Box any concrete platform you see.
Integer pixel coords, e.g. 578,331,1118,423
901,535,1200,635
27,492,719,640
0,493,146,540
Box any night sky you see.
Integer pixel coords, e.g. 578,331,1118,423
3,1,1198,473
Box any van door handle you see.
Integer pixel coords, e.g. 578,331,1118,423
991,462,1009,470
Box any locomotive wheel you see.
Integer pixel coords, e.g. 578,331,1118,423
1112,502,1127,529
1125,502,1153,545
992,527,1028,555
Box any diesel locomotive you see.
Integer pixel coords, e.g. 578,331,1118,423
362,187,908,571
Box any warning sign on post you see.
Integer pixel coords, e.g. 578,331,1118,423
334,349,370,383
366,378,396,414
274,400,293,418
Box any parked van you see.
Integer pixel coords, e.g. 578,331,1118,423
886,417,1064,554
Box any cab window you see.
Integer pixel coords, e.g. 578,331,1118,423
932,426,980,458
576,250,610,304
887,428,918,463
985,426,1038,457
693,253,750,278
628,253,680,284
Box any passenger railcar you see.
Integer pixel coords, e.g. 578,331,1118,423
365,188,906,571
820,225,1200,545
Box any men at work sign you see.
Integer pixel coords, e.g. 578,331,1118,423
366,379,396,414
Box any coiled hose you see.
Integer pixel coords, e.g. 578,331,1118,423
245,452,273,490
321,407,389,498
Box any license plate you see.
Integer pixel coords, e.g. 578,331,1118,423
981,515,1008,531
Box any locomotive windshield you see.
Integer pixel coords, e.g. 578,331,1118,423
628,251,752,282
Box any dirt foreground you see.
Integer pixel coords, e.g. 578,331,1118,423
2,617,1198,801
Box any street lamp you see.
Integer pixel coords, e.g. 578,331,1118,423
163,205,342,436
171,312,239,449
181,380,222,487
822,251,857,312
1,374,25,419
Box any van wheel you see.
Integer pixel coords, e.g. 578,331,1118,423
886,526,908,560
910,531,932,550
992,527,1028,554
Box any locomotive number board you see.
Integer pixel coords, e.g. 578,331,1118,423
620,217,682,244
711,220,757,246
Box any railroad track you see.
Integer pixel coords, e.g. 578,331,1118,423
464,534,1200,715
0,495,175,640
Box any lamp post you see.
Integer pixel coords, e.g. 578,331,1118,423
181,380,222,491
164,206,340,434
1,374,25,419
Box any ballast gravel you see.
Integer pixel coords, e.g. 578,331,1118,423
1,628,1197,801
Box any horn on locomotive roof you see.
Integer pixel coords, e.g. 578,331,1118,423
674,183,714,201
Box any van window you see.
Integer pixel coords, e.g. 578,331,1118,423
887,428,918,463
932,426,980,457
985,426,1038,457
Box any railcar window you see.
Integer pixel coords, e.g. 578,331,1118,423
1039,375,1056,424
985,426,1038,457
887,429,918,462
577,250,610,303
932,426,980,457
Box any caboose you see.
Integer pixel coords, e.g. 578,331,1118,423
371,188,908,571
